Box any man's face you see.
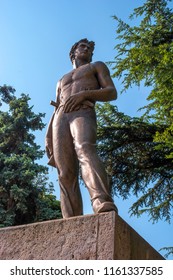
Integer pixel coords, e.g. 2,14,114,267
74,42,92,62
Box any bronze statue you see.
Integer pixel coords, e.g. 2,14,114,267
45,38,118,218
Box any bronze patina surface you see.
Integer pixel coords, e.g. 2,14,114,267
45,39,118,218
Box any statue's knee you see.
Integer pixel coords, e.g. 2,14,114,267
75,142,96,159
59,170,71,182
59,168,77,183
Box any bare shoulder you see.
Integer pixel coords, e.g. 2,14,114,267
61,69,73,80
92,61,110,73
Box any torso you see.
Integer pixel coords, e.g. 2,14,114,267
59,63,100,104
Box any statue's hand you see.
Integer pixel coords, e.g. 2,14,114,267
63,93,85,113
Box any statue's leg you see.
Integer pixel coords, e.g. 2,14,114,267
52,110,83,218
70,108,118,214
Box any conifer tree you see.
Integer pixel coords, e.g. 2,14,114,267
96,103,173,223
111,0,173,159
0,85,62,227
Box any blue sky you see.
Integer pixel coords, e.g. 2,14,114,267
0,0,173,259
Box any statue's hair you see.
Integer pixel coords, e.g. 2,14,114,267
69,38,95,63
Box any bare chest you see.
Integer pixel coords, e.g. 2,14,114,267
61,64,97,89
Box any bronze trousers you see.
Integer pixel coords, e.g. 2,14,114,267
52,106,117,218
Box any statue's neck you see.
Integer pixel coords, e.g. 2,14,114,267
73,59,89,69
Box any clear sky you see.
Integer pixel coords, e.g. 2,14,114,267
0,0,173,259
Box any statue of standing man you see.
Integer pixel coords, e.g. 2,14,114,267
45,38,118,218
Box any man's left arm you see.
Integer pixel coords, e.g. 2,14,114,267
86,61,117,102
63,62,117,113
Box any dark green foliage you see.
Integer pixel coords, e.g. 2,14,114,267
111,0,173,159
109,0,173,258
96,103,173,223
0,85,62,227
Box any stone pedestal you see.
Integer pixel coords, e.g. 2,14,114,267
0,212,164,260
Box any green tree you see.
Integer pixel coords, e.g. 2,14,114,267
0,85,62,227
96,103,173,222
111,0,173,159
96,102,173,257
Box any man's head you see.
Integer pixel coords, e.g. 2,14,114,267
69,38,95,64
